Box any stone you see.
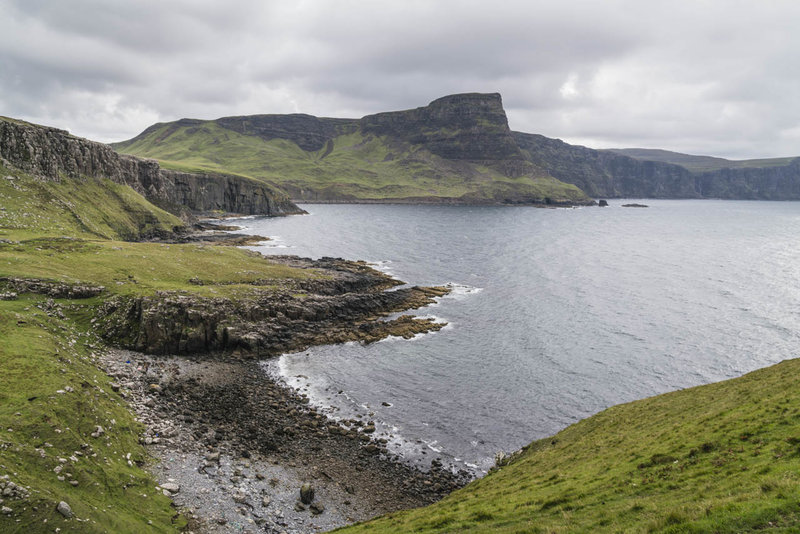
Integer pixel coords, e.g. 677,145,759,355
598,199,609,207
161,483,180,494
261,496,271,507
310,502,325,515
1,506,12,515
299,483,314,504
56,501,73,518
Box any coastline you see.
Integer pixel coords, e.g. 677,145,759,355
101,349,469,533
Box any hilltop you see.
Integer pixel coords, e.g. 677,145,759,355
113,94,590,206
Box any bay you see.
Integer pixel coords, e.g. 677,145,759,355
232,200,800,474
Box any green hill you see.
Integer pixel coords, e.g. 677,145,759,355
113,94,590,205
338,359,800,533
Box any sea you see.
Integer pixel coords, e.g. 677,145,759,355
227,200,800,475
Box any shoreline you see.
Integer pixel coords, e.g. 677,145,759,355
101,349,469,533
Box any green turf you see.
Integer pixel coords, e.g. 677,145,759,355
0,163,319,533
338,359,800,533
0,164,182,241
0,295,183,533
114,121,589,203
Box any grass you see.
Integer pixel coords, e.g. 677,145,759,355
0,165,319,298
114,121,589,203
0,164,182,241
0,163,320,532
0,295,182,533
337,359,800,533
0,238,319,298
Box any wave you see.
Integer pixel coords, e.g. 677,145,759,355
262,354,482,476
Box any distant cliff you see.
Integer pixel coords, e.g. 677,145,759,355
513,132,700,198
0,117,303,217
515,132,800,200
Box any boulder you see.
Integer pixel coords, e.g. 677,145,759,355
299,483,314,504
56,501,73,518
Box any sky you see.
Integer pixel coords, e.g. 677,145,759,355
1,0,798,159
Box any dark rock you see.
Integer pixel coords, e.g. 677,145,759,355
598,199,609,207
299,482,314,504
310,502,325,515
622,203,649,208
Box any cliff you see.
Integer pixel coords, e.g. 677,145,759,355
694,159,800,199
514,132,701,198
516,131,800,200
114,94,590,205
360,93,523,162
0,117,303,217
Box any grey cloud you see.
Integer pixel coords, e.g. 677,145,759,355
1,0,798,158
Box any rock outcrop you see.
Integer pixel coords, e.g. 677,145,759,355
95,256,449,356
693,160,800,199
360,93,523,162
0,118,303,216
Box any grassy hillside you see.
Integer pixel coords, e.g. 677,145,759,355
114,120,588,204
0,166,318,533
0,164,183,241
338,360,800,533
607,148,798,173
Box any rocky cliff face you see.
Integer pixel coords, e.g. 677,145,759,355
515,131,800,200
514,132,700,198
95,256,449,356
216,115,356,152
694,160,800,199
0,118,303,216
361,93,524,162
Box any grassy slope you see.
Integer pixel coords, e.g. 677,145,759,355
0,165,183,241
339,360,800,533
114,122,586,202
0,295,180,533
0,167,318,533
606,149,797,173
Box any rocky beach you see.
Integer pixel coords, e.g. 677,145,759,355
100,348,469,533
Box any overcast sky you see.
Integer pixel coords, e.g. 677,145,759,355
1,0,798,159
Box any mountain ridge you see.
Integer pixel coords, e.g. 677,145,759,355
113,93,591,206
114,92,800,202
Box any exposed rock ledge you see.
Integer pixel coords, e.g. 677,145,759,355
95,256,450,356
0,117,303,217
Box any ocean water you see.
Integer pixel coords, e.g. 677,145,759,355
232,200,800,474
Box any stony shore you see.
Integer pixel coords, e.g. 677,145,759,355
100,349,469,533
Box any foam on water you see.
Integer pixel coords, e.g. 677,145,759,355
263,353,484,475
